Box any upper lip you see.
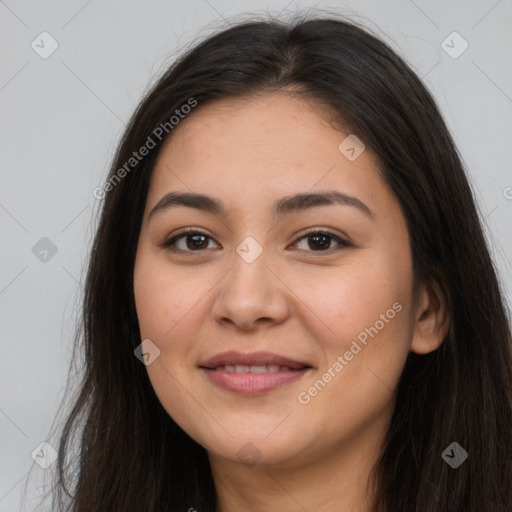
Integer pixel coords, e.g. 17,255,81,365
199,351,313,369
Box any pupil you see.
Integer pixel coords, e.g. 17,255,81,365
309,234,330,250
187,234,208,250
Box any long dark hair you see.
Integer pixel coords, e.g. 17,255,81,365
35,11,512,512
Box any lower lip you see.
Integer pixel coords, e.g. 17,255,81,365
200,368,311,395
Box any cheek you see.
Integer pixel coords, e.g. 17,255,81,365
295,255,414,411
133,255,207,429
133,250,204,340
133,277,175,340
294,264,412,430
133,253,220,393
298,256,409,343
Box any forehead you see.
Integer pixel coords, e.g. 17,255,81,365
159,92,353,164
146,93,395,221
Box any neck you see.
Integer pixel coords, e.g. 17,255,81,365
209,417,388,512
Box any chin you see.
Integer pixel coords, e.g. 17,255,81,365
199,426,309,467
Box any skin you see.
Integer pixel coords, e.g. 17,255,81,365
133,92,450,512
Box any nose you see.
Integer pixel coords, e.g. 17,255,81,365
211,245,290,332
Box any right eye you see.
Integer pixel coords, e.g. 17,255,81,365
162,229,220,253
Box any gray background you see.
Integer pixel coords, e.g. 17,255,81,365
1,0,511,509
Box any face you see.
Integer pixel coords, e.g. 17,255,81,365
133,92,422,470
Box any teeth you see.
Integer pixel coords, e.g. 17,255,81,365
250,365,268,373
216,364,299,373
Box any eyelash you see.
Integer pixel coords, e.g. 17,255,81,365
161,228,351,255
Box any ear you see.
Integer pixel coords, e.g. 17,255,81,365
410,279,450,355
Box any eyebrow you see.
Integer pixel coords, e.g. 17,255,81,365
148,190,374,220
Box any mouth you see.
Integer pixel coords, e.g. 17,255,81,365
203,364,311,373
198,351,314,395
199,350,313,370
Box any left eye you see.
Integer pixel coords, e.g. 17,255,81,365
291,231,350,252
162,230,350,253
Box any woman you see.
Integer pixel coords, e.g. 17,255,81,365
41,12,512,512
